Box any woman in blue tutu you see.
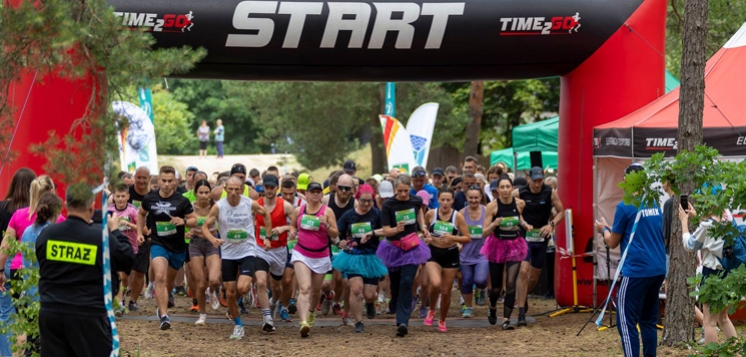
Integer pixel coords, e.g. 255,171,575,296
334,184,388,333
481,175,529,330
377,174,432,337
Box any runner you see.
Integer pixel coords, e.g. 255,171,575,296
136,166,198,330
322,174,356,320
482,175,528,330
290,182,340,338
186,180,221,325
423,188,470,332
453,173,478,211
515,167,564,317
128,167,152,308
106,183,140,317
377,174,431,337
459,186,489,318
220,164,259,200
201,176,273,339
431,167,447,190
410,166,439,209
254,174,295,331
280,177,305,317
333,184,388,333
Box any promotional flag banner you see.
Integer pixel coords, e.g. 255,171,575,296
405,103,438,169
385,82,396,117
380,115,416,173
113,101,159,174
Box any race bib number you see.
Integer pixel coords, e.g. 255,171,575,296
500,216,520,229
260,226,279,241
132,200,142,209
351,222,372,239
395,208,416,225
46,240,97,265
227,229,248,241
526,229,545,242
156,221,177,236
197,217,206,227
433,221,454,237
118,216,131,231
287,239,297,253
300,215,321,231
468,225,483,239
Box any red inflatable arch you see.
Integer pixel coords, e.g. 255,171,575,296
3,0,666,307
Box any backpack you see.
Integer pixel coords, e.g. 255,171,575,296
719,221,746,272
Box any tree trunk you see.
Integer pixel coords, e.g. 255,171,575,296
463,81,484,159
661,0,707,346
370,83,388,174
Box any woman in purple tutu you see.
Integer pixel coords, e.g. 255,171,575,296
481,175,529,330
377,174,432,337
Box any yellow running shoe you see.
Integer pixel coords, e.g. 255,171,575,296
300,321,311,338
307,312,316,328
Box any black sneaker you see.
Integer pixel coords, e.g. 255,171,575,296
517,308,527,327
174,286,188,296
502,320,514,330
128,300,139,312
288,299,297,314
354,322,365,333
167,294,175,308
488,308,497,325
396,324,408,337
365,303,376,320
160,315,172,330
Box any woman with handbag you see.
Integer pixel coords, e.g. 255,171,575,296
481,175,528,330
376,174,432,337
423,188,470,332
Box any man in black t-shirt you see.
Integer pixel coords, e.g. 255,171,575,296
137,166,197,330
126,166,152,311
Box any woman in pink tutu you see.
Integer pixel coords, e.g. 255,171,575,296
481,175,529,330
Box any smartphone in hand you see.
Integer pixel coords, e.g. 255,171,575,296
680,195,688,211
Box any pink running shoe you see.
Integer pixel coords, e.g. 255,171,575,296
438,320,447,332
424,310,436,326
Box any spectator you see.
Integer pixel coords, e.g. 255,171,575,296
197,120,210,157
214,119,225,158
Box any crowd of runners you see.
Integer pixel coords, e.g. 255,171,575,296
1,156,563,341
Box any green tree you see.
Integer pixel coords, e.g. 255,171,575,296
151,88,197,155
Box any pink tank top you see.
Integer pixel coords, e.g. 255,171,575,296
294,205,329,259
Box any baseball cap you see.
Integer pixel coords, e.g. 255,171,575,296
529,166,545,180
625,163,644,175
297,173,310,190
416,190,430,207
378,181,394,199
186,166,198,173
450,177,462,188
230,164,247,176
412,166,427,178
343,160,357,173
307,182,323,192
263,174,279,187
489,179,499,191
432,167,445,177
371,174,383,183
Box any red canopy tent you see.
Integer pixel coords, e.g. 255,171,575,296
588,22,746,294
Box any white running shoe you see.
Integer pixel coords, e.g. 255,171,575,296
211,290,220,311
195,314,207,326
144,283,155,300
230,325,245,340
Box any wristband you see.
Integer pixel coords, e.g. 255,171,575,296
602,227,611,235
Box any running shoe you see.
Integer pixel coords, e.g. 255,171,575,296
424,310,436,326
144,284,155,299
307,311,316,328
230,325,245,340
280,308,291,322
438,320,447,333
288,299,297,314
396,324,408,337
321,293,333,316
342,314,352,326
488,308,497,325
354,322,364,333
262,320,277,333
211,291,220,311
476,289,487,306
365,302,376,320
238,299,249,315
190,302,199,313
300,321,311,338
332,303,342,316
115,306,126,317
174,286,188,297
517,308,527,327
195,314,207,326
128,301,139,312
502,320,514,330
160,315,172,331
419,306,427,318
462,307,473,318
168,294,175,308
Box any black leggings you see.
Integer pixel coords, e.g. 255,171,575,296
489,261,521,319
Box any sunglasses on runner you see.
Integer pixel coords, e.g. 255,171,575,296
468,185,481,190
412,170,427,178
337,185,352,192
358,198,373,204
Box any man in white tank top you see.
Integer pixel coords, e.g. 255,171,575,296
202,177,272,340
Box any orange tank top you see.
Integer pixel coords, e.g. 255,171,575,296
255,197,289,248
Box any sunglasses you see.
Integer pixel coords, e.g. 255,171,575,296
412,171,427,178
337,185,352,192
468,185,481,190
358,198,373,204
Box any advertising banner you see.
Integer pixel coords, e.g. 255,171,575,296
405,102,438,169
380,115,416,173
113,101,159,174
